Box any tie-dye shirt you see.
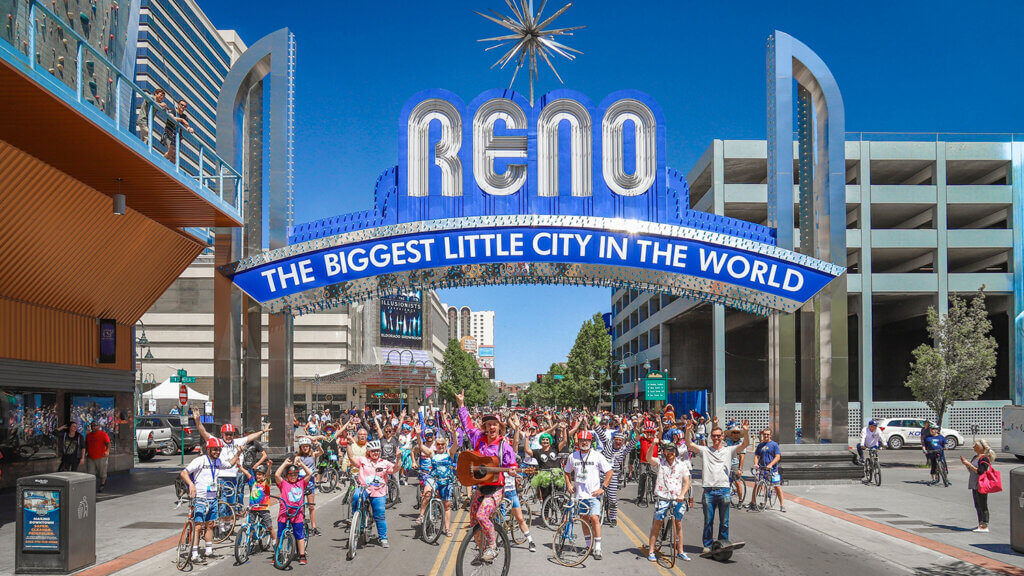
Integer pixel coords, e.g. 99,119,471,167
247,476,271,511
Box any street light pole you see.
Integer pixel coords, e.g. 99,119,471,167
385,349,415,413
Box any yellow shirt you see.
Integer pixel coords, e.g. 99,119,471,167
345,441,368,471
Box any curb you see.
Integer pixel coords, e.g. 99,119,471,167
786,492,1024,576
72,534,180,576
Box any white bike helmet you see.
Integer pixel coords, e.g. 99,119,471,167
366,440,382,451
298,437,313,446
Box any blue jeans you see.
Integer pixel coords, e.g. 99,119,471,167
352,487,388,540
702,487,730,548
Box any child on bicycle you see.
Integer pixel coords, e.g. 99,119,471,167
179,437,243,564
414,432,459,536
352,440,396,547
275,456,313,565
294,437,322,535
645,435,691,562
238,464,275,549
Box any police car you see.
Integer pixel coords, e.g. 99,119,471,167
877,418,964,450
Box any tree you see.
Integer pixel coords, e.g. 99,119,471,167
904,288,998,426
438,339,491,406
564,313,615,408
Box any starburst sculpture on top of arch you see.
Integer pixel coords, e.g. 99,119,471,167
477,0,584,106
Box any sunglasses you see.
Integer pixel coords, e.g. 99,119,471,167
711,434,724,438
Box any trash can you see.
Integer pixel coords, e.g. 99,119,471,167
1012,467,1024,554
15,472,96,574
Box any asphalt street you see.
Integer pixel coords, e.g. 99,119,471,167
102,470,996,576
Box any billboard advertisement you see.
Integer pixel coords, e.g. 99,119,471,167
379,291,423,348
478,346,494,357
23,489,60,551
460,335,478,356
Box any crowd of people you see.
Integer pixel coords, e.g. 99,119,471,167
175,399,803,568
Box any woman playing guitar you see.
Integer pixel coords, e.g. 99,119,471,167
456,390,518,563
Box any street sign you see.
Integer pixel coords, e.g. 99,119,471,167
553,374,564,380
181,376,196,384
170,376,180,383
374,392,385,398
644,371,668,401
178,384,188,405
148,398,157,413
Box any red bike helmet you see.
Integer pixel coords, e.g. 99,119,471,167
206,437,224,449
220,423,236,434
576,430,594,442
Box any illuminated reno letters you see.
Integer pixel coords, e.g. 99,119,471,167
406,95,657,198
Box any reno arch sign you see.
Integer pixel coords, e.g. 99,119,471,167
222,89,845,317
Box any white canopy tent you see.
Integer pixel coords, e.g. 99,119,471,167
142,378,209,402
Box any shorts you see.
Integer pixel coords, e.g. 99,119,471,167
304,480,317,496
578,497,601,518
654,499,686,522
250,509,273,531
193,497,219,524
420,474,434,489
504,489,520,509
436,482,453,501
86,456,109,481
278,520,306,541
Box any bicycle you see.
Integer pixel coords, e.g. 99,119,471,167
233,506,273,564
270,495,303,569
926,449,950,487
751,467,777,511
455,504,511,576
497,492,533,546
175,500,197,571
652,498,680,569
317,450,341,493
539,482,571,530
730,469,746,508
552,497,594,567
347,478,383,561
636,463,657,507
862,447,882,486
386,474,401,509
421,483,445,545
212,482,240,543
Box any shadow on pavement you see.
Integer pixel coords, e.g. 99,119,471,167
973,542,1024,557
912,560,1003,575
927,523,973,532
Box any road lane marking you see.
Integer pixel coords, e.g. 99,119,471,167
428,507,468,576
442,508,473,576
618,510,687,576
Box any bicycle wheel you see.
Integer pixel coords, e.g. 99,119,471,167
940,460,949,486
505,499,528,545
176,521,194,571
731,480,745,508
872,462,882,487
258,518,273,551
644,473,657,506
386,476,401,509
456,524,511,576
520,495,533,533
424,497,444,545
212,503,238,543
274,530,296,569
655,519,676,569
553,516,593,567
755,482,770,511
234,524,252,565
540,494,567,530
347,509,361,560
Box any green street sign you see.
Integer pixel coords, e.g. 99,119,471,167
177,369,187,377
170,376,180,383
374,392,385,397
181,376,196,384
644,371,668,401
553,374,564,380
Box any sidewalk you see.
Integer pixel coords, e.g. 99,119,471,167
782,455,1024,572
0,464,187,575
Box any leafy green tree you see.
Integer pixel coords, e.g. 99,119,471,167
438,339,491,406
564,313,614,408
905,288,998,426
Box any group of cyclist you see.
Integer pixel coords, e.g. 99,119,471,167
177,399,792,569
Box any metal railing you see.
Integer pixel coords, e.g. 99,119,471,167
847,132,1024,143
1,0,242,219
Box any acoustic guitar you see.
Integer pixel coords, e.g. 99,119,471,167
456,451,517,486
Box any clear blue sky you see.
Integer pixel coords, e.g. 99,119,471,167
201,1,1024,384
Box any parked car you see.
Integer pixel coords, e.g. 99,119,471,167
1001,405,1024,461
877,418,963,450
148,414,201,455
135,416,172,461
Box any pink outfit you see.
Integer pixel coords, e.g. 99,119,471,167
355,456,395,498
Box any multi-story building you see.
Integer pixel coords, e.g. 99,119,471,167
134,0,245,150
442,304,496,378
612,137,1015,436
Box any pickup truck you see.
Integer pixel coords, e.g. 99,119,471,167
148,414,202,455
1002,405,1024,461
136,416,173,461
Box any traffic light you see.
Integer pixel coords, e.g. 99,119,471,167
536,374,544,384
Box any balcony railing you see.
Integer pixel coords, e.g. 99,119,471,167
0,0,242,220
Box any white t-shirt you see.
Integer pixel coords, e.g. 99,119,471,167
217,438,246,478
563,450,611,499
695,444,741,488
652,456,691,500
185,455,236,498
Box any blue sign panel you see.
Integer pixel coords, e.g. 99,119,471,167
225,89,845,316
23,489,60,552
